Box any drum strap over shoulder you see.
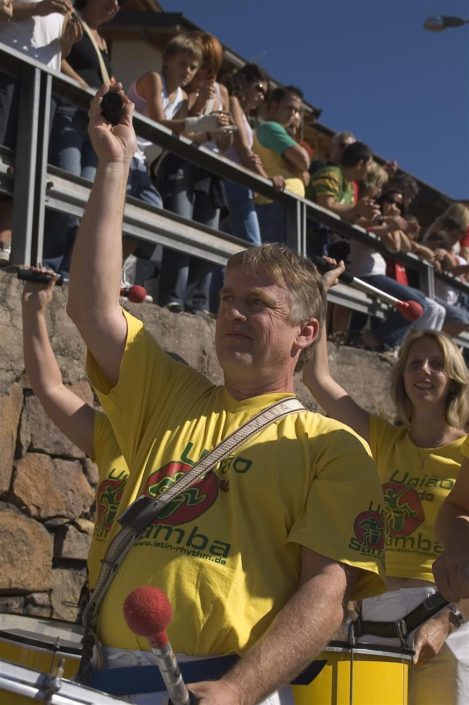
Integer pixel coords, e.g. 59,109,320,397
77,397,305,684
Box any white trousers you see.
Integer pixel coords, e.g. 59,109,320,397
413,298,446,331
362,586,469,705
101,648,295,705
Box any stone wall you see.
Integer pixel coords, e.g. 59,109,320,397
0,271,395,623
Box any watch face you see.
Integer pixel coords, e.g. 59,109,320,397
449,605,464,629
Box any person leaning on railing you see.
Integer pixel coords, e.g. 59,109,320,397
0,0,80,266
43,0,120,277
219,63,273,247
347,188,446,352
156,31,234,316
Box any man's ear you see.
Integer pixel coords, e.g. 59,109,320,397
295,318,320,350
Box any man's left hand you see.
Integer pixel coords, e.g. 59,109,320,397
413,612,451,666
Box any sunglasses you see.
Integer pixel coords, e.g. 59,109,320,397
383,198,403,211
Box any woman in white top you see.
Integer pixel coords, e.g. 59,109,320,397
157,31,234,315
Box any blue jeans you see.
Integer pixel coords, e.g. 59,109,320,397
44,100,97,273
436,296,469,325
350,274,429,349
224,180,261,246
255,201,287,244
159,161,219,312
127,157,163,208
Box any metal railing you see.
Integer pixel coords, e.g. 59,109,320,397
1,42,468,346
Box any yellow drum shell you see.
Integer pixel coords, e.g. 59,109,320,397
0,613,82,680
292,641,412,705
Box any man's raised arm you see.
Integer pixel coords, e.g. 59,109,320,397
67,84,136,388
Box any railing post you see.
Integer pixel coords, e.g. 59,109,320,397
9,64,51,266
285,196,302,253
419,260,435,299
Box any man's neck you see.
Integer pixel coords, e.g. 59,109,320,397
223,372,295,401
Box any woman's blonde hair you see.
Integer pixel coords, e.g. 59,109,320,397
423,203,469,243
360,161,389,198
392,330,469,428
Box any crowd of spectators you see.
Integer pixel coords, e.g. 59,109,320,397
1,4,469,343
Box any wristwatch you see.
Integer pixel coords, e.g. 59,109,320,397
448,604,465,630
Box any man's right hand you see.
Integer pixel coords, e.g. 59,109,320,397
21,266,59,313
320,257,345,292
88,84,137,164
37,0,72,16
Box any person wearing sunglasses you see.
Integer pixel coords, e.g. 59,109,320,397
221,63,273,246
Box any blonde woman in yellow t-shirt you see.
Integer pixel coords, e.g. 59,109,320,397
303,258,469,705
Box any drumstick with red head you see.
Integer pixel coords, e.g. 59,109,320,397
124,586,198,705
17,269,149,304
311,256,424,321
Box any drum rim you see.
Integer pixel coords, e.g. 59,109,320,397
327,639,413,661
0,631,82,657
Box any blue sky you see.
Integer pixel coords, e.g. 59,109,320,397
161,0,469,201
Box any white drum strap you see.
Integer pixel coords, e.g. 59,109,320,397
78,397,305,681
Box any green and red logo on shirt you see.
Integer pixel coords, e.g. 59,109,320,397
382,481,424,537
143,461,219,525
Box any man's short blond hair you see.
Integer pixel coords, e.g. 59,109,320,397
226,244,326,366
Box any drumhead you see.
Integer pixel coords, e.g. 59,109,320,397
0,614,83,656
0,658,130,704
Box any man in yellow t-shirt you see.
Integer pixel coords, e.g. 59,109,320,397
67,85,386,705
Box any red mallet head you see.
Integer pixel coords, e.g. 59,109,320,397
396,300,423,321
120,285,147,303
123,586,172,649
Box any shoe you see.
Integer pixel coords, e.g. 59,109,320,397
165,301,183,313
0,245,10,267
192,309,215,319
349,330,386,353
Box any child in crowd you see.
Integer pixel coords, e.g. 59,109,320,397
156,31,234,315
123,33,203,286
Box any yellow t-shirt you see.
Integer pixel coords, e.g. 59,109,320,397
369,415,466,582
87,411,130,590
87,311,386,655
253,124,305,205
